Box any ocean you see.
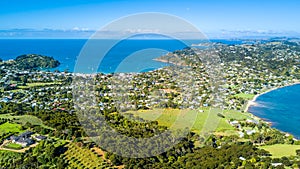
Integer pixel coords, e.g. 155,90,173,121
0,39,244,73
248,84,300,139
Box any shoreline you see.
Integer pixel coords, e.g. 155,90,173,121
244,81,300,113
153,58,188,66
244,80,300,139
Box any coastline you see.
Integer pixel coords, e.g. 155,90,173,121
244,80,300,140
153,58,187,66
244,81,300,113
244,80,300,137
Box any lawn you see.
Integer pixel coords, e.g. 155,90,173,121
0,114,53,130
234,93,255,100
260,144,300,158
4,143,23,150
125,108,235,135
0,122,23,134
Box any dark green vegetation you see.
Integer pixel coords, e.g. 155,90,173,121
15,54,60,70
0,151,23,168
0,54,60,71
0,40,299,168
0,139,69,168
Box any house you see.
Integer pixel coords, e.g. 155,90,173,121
238,131,245,138
246,129,256,135
246,119,259,124
230,120,241,129
34,135,47,141
19,131,34,138
10,131,35,147
239,157,246,161
14,137,35,147
271,163,283,167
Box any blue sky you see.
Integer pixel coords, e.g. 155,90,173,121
0,0,299,37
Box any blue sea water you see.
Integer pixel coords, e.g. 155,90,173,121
248,84,300,139
0,39,244,73
0,39,187,73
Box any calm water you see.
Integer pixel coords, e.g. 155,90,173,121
0,39,244,73
249,84,300,139
0,39,188,73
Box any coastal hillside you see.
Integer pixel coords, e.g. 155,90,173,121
1,54,60,70
15,54,60,70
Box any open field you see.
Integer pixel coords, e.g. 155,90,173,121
223,109,252,120
125,108,236,135
0,114,53,130
8,82,61,92
234,93,255,100
0,122,23,134
18,82,60,89
260,144,300,158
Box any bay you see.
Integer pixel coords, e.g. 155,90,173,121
249,84,300,139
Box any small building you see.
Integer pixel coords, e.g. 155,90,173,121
34,135,47,141
246,119,259,124
238,131,245,138
246,130,256,135
239,157,246,161
271,163,283,167
14,137,35,147
10,131,35,147
230,120,241,129
19,131,34,138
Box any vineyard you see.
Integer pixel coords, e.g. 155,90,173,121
62,143,113,169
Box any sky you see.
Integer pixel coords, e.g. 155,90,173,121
0,0,299,38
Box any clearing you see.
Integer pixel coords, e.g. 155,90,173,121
234,93,255,100
0,114,53,130
260,144,300,158
0,122,23,134
125,108,236,135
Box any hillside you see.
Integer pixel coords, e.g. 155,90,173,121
14,54,60,70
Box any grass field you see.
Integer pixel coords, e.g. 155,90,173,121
223,109,252,120
4,143,23,150
0,114,53,130
260,144,300,158
0,122,23,134
125,108,236,135
234,93,255,100
18,82,60,89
